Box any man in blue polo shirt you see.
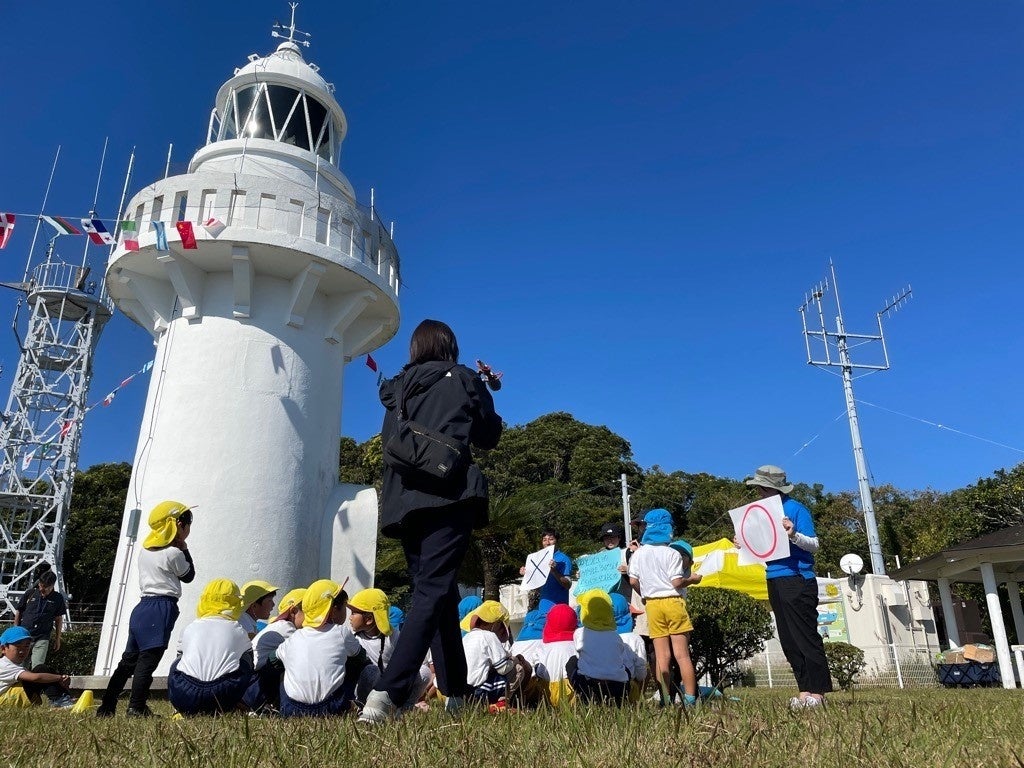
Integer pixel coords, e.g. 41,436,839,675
538,529,572,606
14,569,66,669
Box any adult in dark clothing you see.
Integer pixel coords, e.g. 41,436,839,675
358,319,502,723
14,569,66,669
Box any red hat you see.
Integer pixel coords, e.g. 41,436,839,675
542,603,578,643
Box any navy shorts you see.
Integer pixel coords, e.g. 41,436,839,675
279,678,355,718
168,661,252,715
127,596,179,653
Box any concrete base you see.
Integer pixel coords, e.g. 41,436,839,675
71,675,167,692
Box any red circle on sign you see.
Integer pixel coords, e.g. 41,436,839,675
740,503,778,559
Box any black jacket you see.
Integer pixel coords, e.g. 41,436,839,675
379,361,502,537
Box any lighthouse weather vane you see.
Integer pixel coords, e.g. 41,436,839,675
272,3,311,47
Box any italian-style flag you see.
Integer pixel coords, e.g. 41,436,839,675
41,215,81,236
120,220,140,251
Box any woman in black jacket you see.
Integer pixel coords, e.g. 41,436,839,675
359,319,502,722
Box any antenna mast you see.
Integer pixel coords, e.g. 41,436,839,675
798,262,912,575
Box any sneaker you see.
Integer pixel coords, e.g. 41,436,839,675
357,689,398,724
788,696,806,711
126,705,154,718
443,695,467,716
803,695,824,710
50,694,75,709
96,704,116,718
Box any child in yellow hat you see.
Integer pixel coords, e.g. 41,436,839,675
348,588,432,709
275,579,367,717
239,581,278,639
98,501,196,717
461,601,531,705
246,588,305,713
168,579,253,715
567,590,631,705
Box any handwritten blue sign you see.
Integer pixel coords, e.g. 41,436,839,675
572,548,624,596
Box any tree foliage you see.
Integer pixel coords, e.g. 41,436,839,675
824,641,866,691
687,586,774,687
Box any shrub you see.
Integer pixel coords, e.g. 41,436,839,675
824,641,865,691
48,628,101,675
687,587,774,688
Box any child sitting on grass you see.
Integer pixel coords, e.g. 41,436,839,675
628,508,702,706
610,592,648,689
0,626,75,709
247,587,305,712
567,589,631,705
168,579,253,716
276,579,366,717
461,600,531,705
532,603,578,707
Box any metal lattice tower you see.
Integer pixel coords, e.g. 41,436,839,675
799,261,911,576
0,243,113,618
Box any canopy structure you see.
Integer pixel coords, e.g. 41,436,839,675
890,525,1024,689
691,538,769,602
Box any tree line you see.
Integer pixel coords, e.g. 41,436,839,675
63,411,1024,612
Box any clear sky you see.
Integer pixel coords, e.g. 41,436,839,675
2,1,1022,495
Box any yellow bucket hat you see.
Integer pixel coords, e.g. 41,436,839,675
142,500,192,550
274,588,307,620
459,600,509,633
348,588,392,636
578,589,616,631
240,580,279,610
197,578,244,620
302,579,344,629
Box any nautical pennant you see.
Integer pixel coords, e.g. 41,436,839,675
119,220,140,251
81,218,116,245
202,218,226,237
152,222,169,251
41,215,81,236
0,213,14,249
365,354,378,372
176,221,198,249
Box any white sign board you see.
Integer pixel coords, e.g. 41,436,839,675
520,545,555,591
729,495,790,566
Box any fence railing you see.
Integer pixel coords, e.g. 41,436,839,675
737,645,941,689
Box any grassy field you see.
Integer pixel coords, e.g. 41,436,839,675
1,688,1021,768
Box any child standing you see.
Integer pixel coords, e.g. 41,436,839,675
99,501,196,717
628,508,702,706
168,579,253,715
0,626,75,709
276,579,366,717
568,589,631,705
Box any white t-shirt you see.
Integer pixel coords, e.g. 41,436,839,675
574,627,629,683
238,613,258,638
252,619,296,670
510,638,543,666
0,656,25,695
356,629,398,670
277,623,362,704
533,640,576,683
620,631,648,681
462,629,514,687
176,616,251,681
628,544,686,598
138,546,191,598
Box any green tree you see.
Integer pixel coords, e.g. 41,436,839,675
824,641,866,692
687,586,774,688
63,462,132,608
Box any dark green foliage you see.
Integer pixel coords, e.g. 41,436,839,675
48,628,102,675
824,641,866,691
63,462,132,607
687,587,774,687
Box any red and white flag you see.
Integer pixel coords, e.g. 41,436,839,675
365,354,378,372
60,420,73,438
102,391,116,406
202,218,226,237
0,213,15,249
21,451,35,471
81,218,116,245
119,220,140,251
176,221,198,249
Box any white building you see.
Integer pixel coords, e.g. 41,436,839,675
95,30,398,674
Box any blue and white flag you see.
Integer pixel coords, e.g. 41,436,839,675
142,360,154,373
152,221,169,251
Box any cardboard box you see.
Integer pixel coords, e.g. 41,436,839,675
942,650,966,664
963,644,995,664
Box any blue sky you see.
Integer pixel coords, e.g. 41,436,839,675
2,1,1022,494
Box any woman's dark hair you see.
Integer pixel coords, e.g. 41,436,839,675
408,320,459,366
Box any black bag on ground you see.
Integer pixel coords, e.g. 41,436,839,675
383,371,469,483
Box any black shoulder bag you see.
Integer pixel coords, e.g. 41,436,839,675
383,371,470,483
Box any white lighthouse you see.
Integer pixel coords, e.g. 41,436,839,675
95,20,399,674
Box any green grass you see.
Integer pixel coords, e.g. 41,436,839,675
1,689,1022,767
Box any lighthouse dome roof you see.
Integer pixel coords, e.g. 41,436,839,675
229,41,334,96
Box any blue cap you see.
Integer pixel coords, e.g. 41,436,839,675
0,626,31,645
670,539,694,559
388,606,405,631
643,508,673,526
610,593,633,633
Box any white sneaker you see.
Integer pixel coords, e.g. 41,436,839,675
357,690,398,724
789,696,806,711
803,695,824,709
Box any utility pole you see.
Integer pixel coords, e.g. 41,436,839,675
799,262,911,575
620,473,632,540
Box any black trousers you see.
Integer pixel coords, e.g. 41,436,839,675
102,647,165,710
565,657,628,706
767,575,833,694
23,664,67,705
375,501,475,707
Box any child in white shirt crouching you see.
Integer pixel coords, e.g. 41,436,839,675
461,600,531,705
